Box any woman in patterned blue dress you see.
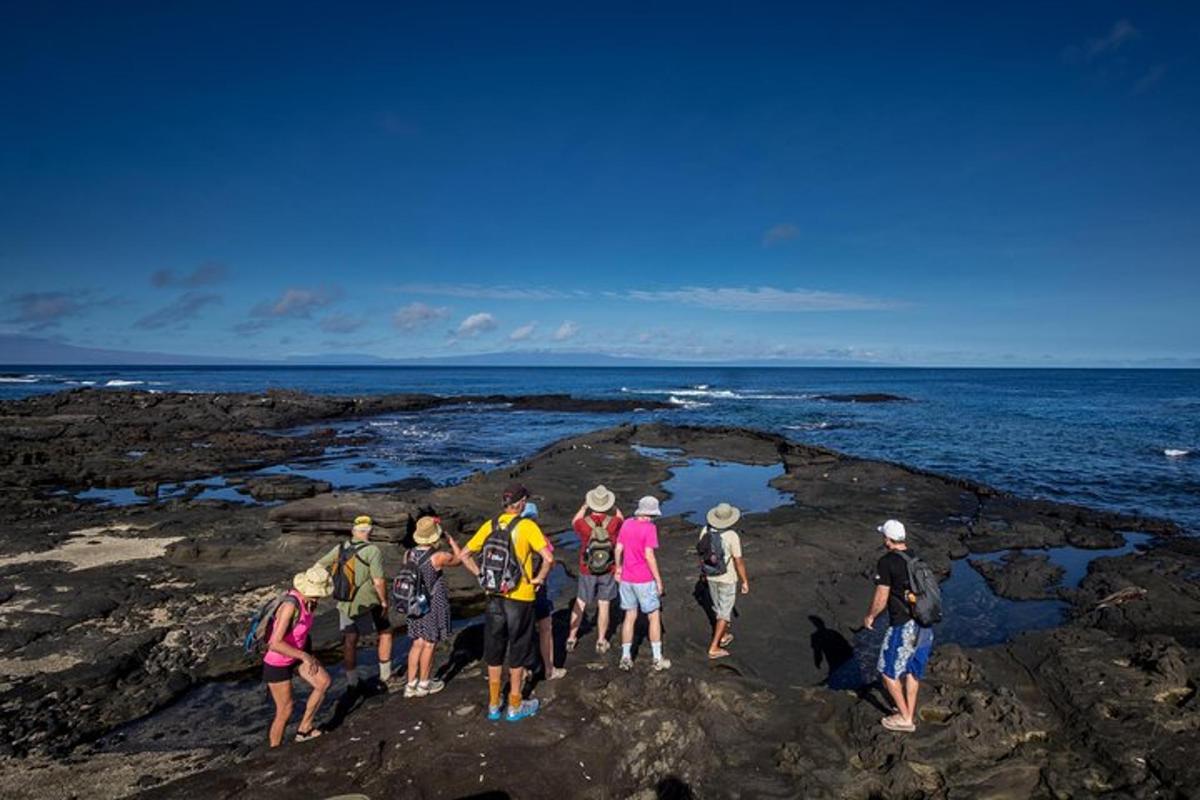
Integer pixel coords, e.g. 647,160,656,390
404,516,462,697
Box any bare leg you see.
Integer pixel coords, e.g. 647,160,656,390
377,630,393,676
342,631,359,675
881,675,910,720
418,640,436,682
406,636,421,684
567,598,586,644
538,618,554,672
708,618,729,656
621,608,637,646
648,610,663,643
596,600,610,642
266,680,294,748
296,663,331,734
902,675,920,724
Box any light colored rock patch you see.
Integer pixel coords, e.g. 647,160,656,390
0,653,84,678
0,749,217,800
0,526,180,572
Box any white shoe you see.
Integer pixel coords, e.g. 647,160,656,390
652,658,672,671
619,656,633,671
404,682,426,697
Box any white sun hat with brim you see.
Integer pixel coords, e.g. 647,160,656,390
706,502,741,530
293,565,333,598
586,484,616,512
877,519,907,542
634,495,661,517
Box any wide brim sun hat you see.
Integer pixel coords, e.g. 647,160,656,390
294,564,333,598
706,502,741,530
413,516,443,546
635,495,661,517
586,484,616,512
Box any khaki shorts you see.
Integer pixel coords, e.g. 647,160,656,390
710,581,737,621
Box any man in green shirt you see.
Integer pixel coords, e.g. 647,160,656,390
316,515,394,691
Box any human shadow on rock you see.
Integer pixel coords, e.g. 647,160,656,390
810,615,854,681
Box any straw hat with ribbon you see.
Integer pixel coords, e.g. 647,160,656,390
413,516,444,546
293,564,333,598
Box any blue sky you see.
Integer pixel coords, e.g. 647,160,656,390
1,2,1198,365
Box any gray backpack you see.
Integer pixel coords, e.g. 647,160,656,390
896,551,942,627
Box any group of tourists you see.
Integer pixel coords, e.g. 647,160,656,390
252,482,935,747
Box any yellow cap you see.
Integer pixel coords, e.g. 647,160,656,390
354,515,372,526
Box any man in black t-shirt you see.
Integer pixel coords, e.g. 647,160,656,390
863,519,934,734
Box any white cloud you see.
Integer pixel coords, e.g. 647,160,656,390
626,286,895,312
452,312,497,340
552,320,580,341
509,322,537,341
250,286,341,318
1064,19,1139,64
395,283,580,301
393,302,450,332
762,223,799,247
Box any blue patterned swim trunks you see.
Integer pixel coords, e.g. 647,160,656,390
877,620,934,680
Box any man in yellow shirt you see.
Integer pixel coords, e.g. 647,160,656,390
461,484,553,722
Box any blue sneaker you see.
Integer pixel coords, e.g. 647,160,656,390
487,704,503,721
505,699,540,723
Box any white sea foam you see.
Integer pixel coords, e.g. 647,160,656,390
0,376,38,383
627,386,812,401
104,379,144,387
785,422,834,431
668,395,712,409
1164,449,1190,458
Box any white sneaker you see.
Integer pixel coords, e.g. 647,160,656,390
419,679,445,695
652,657,672,671
619,656,633,671
404,682,426,697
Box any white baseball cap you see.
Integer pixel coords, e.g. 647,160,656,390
877,519,906,542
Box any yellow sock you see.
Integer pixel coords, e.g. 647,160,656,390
488,680,502,708
509,691,522,710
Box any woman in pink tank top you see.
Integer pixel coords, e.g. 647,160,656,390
263,565,334,747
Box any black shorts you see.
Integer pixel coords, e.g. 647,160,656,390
339,604,390,636
484,596,535,668
533,586,553,621
262,662,296,684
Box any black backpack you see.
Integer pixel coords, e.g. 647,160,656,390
243,591,301,654
331,542,368,602
583,515,615,575
697,526,728,577
896,551,943,627
478,515,526,595
392,548,436,618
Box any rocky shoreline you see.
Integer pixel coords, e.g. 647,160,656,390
0,391,1197,799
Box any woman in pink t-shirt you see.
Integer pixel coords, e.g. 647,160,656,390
614,496,671,672
263,565,334,747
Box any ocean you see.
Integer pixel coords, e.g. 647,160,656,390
3,366,1198,533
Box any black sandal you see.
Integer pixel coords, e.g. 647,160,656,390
294,727,323,742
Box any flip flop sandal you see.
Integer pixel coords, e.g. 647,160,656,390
719,633,734,648
707,649,731,660
881,717,915,733
294,728,323,742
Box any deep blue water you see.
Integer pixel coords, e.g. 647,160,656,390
3,366,1198,532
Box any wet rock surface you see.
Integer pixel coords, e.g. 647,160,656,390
970,552,1066,600
0,398,1197,798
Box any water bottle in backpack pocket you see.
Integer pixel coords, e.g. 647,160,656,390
391,548,434,618
897,551,943,627
478,516,524,595
697,526,728,577
243,591,301,654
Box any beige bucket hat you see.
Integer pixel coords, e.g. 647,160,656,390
293,564,333,598
413,515,444,546
706,502,741,530
586,484,616,512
